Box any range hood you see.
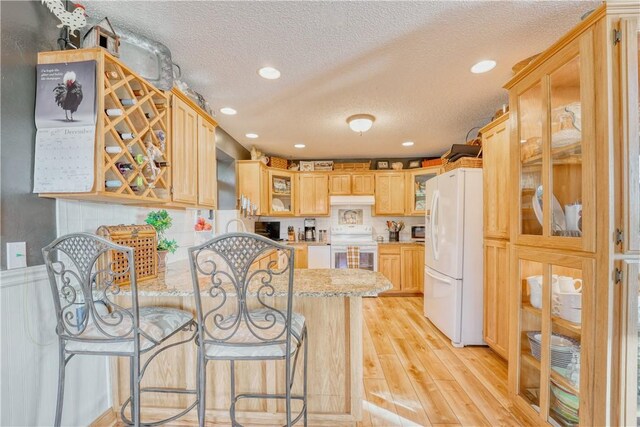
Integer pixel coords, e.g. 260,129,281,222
330,195,375,206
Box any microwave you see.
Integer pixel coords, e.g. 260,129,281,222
411,225,425,241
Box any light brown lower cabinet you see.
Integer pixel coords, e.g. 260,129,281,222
378,244,424,295
289,243,309,269
483,238,509,360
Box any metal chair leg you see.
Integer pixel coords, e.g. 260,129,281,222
285,353,292,427
303,331,308,427
54,339,66,427
198,350,207,427
132,353,141,427
230,360,237,427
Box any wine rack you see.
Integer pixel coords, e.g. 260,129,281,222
37,48,171,203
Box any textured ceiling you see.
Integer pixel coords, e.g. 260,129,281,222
84,0,598,159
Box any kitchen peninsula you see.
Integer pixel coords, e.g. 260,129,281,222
110,260,391,426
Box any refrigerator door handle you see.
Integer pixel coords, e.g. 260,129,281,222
425,266,451,284
430,190,440,261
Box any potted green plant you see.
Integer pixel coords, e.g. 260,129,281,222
145,209,177,273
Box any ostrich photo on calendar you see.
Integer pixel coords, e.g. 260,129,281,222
53,71,84,122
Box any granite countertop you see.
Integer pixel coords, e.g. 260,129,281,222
284,241,331,246
378,241,425,245
118,260,391,298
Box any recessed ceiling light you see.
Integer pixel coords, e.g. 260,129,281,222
471,60,497,74
347,114,375,133
258,67,281,80
402,141,414,147
220,107,237,115
245,133,259,139
294,144,306,148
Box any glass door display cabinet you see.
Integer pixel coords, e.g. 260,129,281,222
268,169,295,216
618,12,640,427
511,246,595,426
505,4,640,426
406,167,440,216
509,34,596,253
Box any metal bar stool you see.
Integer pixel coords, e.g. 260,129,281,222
188,232,308,427
42,233,198,427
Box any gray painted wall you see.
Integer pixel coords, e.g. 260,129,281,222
216,127,249,210
1,1,59,269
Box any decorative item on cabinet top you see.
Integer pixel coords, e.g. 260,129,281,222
81,17,174,91
82,17,120,57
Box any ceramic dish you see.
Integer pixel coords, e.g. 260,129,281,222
532,185,566,232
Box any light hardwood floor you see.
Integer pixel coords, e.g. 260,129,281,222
107,297,534,426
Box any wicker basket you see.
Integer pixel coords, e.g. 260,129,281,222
97,224,158,284
269,156,289,169
334,161,371,171
442,156,483,172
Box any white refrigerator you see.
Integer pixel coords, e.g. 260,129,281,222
424,168,484,347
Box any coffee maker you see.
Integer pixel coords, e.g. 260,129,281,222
304,218,316,241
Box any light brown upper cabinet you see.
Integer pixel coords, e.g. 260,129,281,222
268,169,296,216
329,174,351,195
197,116,217,209
236,160,269,215
510,34,595,253
172,90,218,208
617,17,640,255
375,172,405,215
297,173,329,216
406,167,440,216
171,94,199,205
351,173,375,195
482,115,510,239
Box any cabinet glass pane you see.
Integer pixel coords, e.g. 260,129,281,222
271,174,292,213
414,173,437,212
519,260,544,410
547,265,582,426
549,56,582,238
519,83,544,236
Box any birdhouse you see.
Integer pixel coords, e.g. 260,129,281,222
82,17,120,57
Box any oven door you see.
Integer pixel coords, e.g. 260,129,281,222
331,245,377,271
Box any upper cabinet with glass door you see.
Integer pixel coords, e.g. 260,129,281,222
508,35,596,252
406,167,440,216
268,169,295,216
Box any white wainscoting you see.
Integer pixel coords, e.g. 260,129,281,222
0,266,110,426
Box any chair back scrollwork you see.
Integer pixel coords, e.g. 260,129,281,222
42,233,141,346
188,233,295,351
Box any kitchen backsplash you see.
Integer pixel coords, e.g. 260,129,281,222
56,200,252,263
258,205,424,241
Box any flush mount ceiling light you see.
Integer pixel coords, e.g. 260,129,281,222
258,66,281,80
220,107,237,115
294,144,306,148
471,60,497,74
245,133,259,139
347,114,375,134
402,141,414,147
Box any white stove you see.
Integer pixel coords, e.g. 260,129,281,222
330,225,378,271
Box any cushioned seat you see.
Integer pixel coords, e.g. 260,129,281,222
65,307,193,354
204,310,305,359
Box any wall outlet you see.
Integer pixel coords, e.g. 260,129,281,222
6,242,27,269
